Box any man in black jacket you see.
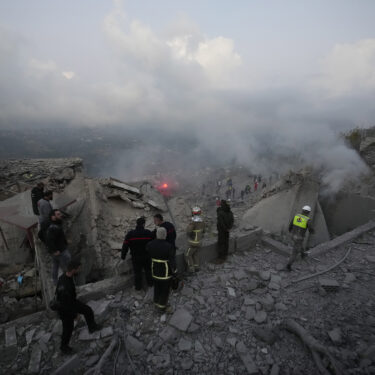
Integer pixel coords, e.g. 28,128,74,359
146,227,176,312
56,259,100,354
153,214,177,254
31,182,44,216
121,217,153,290
216,200,234,263
46,209,71,285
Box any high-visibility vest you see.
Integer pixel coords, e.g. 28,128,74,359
293,214,309,229
151,258,171,280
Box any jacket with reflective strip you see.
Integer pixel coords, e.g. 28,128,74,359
293,214,309,229
151,258,172,280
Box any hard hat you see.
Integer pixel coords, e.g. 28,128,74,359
302,205,311,212
192,206,202,216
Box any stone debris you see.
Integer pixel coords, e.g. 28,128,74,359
25,328,36,345
227,287,236,297
259,270,271,281
169,308,193,332
100,326,113,338
253,327,278,345
126,335,145,356
319,278,340,291
328,328,342,345
178,337,192,351
236,341,259,374
254,311,267,324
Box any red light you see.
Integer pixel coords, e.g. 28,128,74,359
162,183,168,189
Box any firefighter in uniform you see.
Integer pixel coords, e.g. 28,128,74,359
185,207,205,273
121,217,153,290
146,227,176,312
286,205,314,271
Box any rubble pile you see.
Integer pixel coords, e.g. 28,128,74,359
0,158,83,201
1,229,374,374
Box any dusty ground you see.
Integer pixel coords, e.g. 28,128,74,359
1,229,374,374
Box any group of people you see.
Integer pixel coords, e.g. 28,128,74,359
31,179,313,355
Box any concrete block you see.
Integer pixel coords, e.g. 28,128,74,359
169,308,193,332
52,354,80,375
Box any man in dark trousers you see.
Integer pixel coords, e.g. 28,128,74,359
216,200,234,263
31,182,44,216
121,217,153,290
153,214,177,253
56,259,100,354
46,209,71,285
147,227,176,312
286,205,314,271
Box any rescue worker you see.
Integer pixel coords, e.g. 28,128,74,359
153,214,176,254
216,200,234,263
121,217,153,290
46,209,71,285
185,207,205,273
286,205,315,271
31,182,44,216
146,227,176,312
56,259,101,354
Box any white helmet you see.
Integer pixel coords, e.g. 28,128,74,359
302,205,311,212
192,206,202,216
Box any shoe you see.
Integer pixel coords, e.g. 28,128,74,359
88,323,102,334
60,345,74,355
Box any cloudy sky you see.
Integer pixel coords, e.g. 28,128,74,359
1,0,375,189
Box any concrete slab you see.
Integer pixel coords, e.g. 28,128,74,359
169,308,193,332
309,220,375,256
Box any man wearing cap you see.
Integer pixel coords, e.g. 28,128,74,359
286,205,315,271
121,217,153,290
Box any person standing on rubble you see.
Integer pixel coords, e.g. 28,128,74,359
31,182,44,216
46,209,71,285
286,205,315,271
216,200,234,263
121,217,153,291
185,207,205,273
153,214,177,254
146,227,176,312
38,190,53,224
55,259,101,354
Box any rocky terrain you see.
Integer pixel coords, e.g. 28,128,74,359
1,227,374,374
